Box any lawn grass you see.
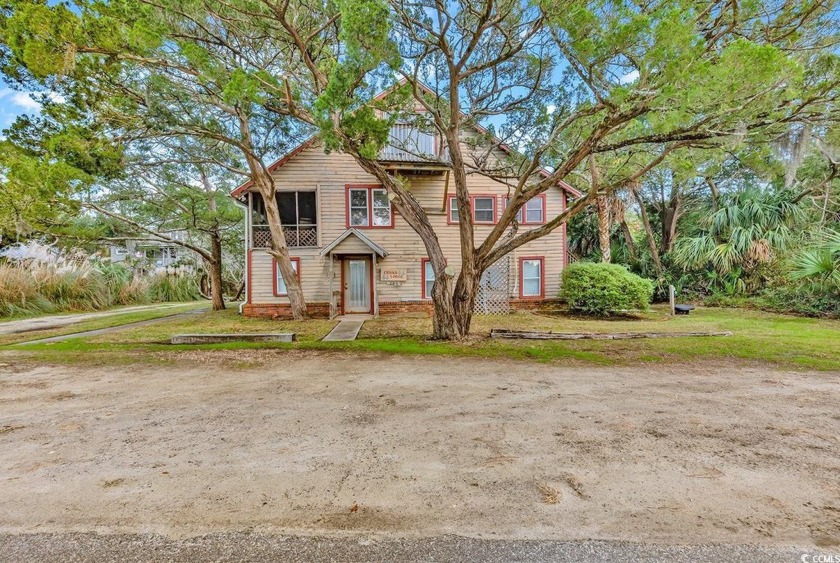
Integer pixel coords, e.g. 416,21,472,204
3,305,839,371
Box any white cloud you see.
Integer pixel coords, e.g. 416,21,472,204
45,91,67,104
546,104,556,114
0,88,42,111
619,70,640,85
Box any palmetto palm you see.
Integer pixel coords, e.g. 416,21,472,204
674,189,804,287
791,230,840,289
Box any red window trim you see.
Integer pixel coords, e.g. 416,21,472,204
273,257,301,297
345,184,396,229
471,194,497,225
421,258,433,299
519,256,545,300
446,196,460,225
505,194,546,225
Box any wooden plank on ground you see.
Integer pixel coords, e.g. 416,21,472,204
490,329,733,340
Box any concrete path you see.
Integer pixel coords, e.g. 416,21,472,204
321,317,366,341
11,308,208,346
0,533,820,563
0,303,195,336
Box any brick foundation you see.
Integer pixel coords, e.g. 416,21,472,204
243,298,563,318
378,300,434,315
243,302,331,319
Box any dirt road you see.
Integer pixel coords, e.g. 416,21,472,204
0,352,838,549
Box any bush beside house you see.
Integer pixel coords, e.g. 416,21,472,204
561,262,654,316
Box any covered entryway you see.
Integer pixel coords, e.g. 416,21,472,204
320,229,389,318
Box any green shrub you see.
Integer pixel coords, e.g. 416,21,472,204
705,283,840,318
561,262,654,315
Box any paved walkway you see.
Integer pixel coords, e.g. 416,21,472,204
10,309,208,346
9,307,208,346
0,303,194,336
321,316,368,341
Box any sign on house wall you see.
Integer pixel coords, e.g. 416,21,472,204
380,268,408,283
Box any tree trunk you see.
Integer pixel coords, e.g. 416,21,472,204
632,183,664,276
659,195,680,255
208,231,225,311
619,219,637,261
706,177,720,212
590,155,611,263
238,109,308,320
596,195,611,263
260,186,309,319
429,273,458,339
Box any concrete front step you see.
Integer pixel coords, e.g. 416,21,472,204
171,333,295,344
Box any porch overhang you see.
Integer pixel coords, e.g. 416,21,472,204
319,228,389,258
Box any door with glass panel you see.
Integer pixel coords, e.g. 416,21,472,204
343,257,371,313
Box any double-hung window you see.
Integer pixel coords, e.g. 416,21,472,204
472,195,496,224
274,257,300,296
422,259,435,299
519,257,544,299
347,186,393,228
447,196,460,223
505,195,545,225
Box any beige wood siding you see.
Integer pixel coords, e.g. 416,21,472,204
248,140,568,306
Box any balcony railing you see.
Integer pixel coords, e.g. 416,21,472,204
380,123,448,163
252,224,318,248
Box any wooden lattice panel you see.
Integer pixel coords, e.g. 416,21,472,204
252,226,318,248
252,227,272,248
290,226,318,247
474,257,511,315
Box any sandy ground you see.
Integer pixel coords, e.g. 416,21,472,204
0,351,838,549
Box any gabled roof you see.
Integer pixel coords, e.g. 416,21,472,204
231,136,318,198
230,81,583,198
319,228,389,258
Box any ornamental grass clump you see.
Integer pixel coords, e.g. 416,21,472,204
0,249,202,318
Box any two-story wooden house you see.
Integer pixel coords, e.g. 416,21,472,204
232,116,580,319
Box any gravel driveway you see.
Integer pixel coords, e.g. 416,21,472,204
0,351,838,551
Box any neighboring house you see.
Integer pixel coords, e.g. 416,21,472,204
109,233,195,269
232,96,580,319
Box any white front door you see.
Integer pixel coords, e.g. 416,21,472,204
343,257,371,314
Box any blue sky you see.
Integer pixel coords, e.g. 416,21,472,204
0,77,43,130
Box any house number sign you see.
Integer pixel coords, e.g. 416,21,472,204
380,268,408,282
